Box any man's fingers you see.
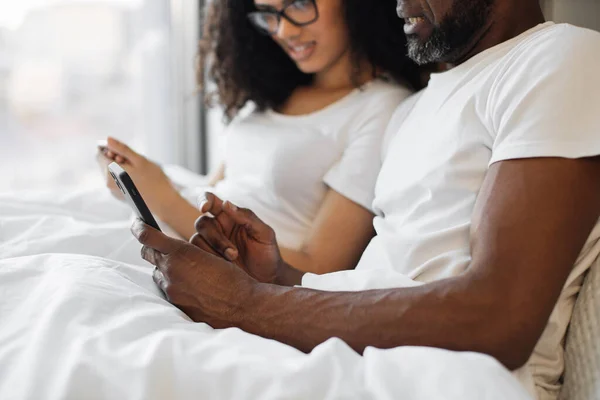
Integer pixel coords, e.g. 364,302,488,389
189,233,221,257
152,268,169,297
198,192,213,214
193,219,239,261
141,245,162,266
131,218,181,254
223,201,274,241
198,192,225,216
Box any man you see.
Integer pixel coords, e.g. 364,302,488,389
132,0,600,398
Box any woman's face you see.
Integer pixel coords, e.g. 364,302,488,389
253,0,351,75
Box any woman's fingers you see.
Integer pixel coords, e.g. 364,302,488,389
107,136,136,164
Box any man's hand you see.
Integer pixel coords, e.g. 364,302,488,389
192,193,288,285
131,218,257,328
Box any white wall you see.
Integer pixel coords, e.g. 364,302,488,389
543,0,600,31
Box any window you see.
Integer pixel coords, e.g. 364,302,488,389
0,0,204,191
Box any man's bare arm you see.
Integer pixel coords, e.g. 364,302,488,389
239,157,600,370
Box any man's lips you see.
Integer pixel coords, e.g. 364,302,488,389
406,16,426,25
399,11,432,37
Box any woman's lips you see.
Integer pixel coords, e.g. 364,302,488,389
286,42,316,62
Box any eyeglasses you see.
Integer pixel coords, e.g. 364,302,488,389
247,0,319,36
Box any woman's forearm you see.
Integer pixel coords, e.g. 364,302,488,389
165,164,224,239
280,248,315,273
280,248,348,275
155,191,202,240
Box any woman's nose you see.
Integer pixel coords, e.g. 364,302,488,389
275,18,302,40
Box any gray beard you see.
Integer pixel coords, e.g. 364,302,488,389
405,0,494,65
406,32,451,65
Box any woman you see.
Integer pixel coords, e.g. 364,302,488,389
98,0,421,274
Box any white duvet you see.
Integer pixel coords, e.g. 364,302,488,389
0,188,533,400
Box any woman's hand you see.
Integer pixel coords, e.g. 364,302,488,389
97,137,177,217
96,147,125,201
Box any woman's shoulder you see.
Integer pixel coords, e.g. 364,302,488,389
341,79,414,128
358,78,414,108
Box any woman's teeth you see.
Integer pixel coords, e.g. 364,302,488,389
288,42,315,60
291,43,312,52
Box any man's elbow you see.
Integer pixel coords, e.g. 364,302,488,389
492,345,532,371
480,313,541,371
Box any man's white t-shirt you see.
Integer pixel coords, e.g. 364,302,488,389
305,22,600,399
211,79,411,250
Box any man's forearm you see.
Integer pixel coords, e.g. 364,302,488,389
241,276,526,370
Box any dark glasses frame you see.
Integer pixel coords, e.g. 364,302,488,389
247,0,319,35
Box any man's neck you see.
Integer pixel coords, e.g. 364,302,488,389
450,2,546,67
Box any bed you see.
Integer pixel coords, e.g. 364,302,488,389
0,187,561,400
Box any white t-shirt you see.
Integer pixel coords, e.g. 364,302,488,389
211,79,412,250
307,22,600,400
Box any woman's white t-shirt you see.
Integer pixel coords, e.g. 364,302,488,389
211,79,412,249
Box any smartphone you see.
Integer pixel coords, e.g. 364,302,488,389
108,162,162,232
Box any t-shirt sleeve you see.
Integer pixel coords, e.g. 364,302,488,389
323,87,413,211
489,26,600,166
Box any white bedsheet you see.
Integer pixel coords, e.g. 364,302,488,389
0,189,533,400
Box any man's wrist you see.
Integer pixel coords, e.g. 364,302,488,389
275,261,306,287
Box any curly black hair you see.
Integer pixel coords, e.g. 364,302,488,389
199,0,421,121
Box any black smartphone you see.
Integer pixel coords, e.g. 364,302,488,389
108,162,162,232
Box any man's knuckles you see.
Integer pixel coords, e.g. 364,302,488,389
195,215,213,231
136,226,153,245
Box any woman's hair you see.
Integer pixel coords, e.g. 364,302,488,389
199,0,422,121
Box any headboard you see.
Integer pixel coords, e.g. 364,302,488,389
559,257,600,400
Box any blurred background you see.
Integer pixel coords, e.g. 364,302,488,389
0,0,598,192
0,0,222,192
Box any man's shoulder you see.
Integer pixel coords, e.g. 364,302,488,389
511,23,600,65
490,23,600,96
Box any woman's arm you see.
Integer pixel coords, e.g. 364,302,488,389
99,138,226,240
280,189,375,274
159,163,226,239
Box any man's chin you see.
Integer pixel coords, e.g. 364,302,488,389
406,35,450,65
